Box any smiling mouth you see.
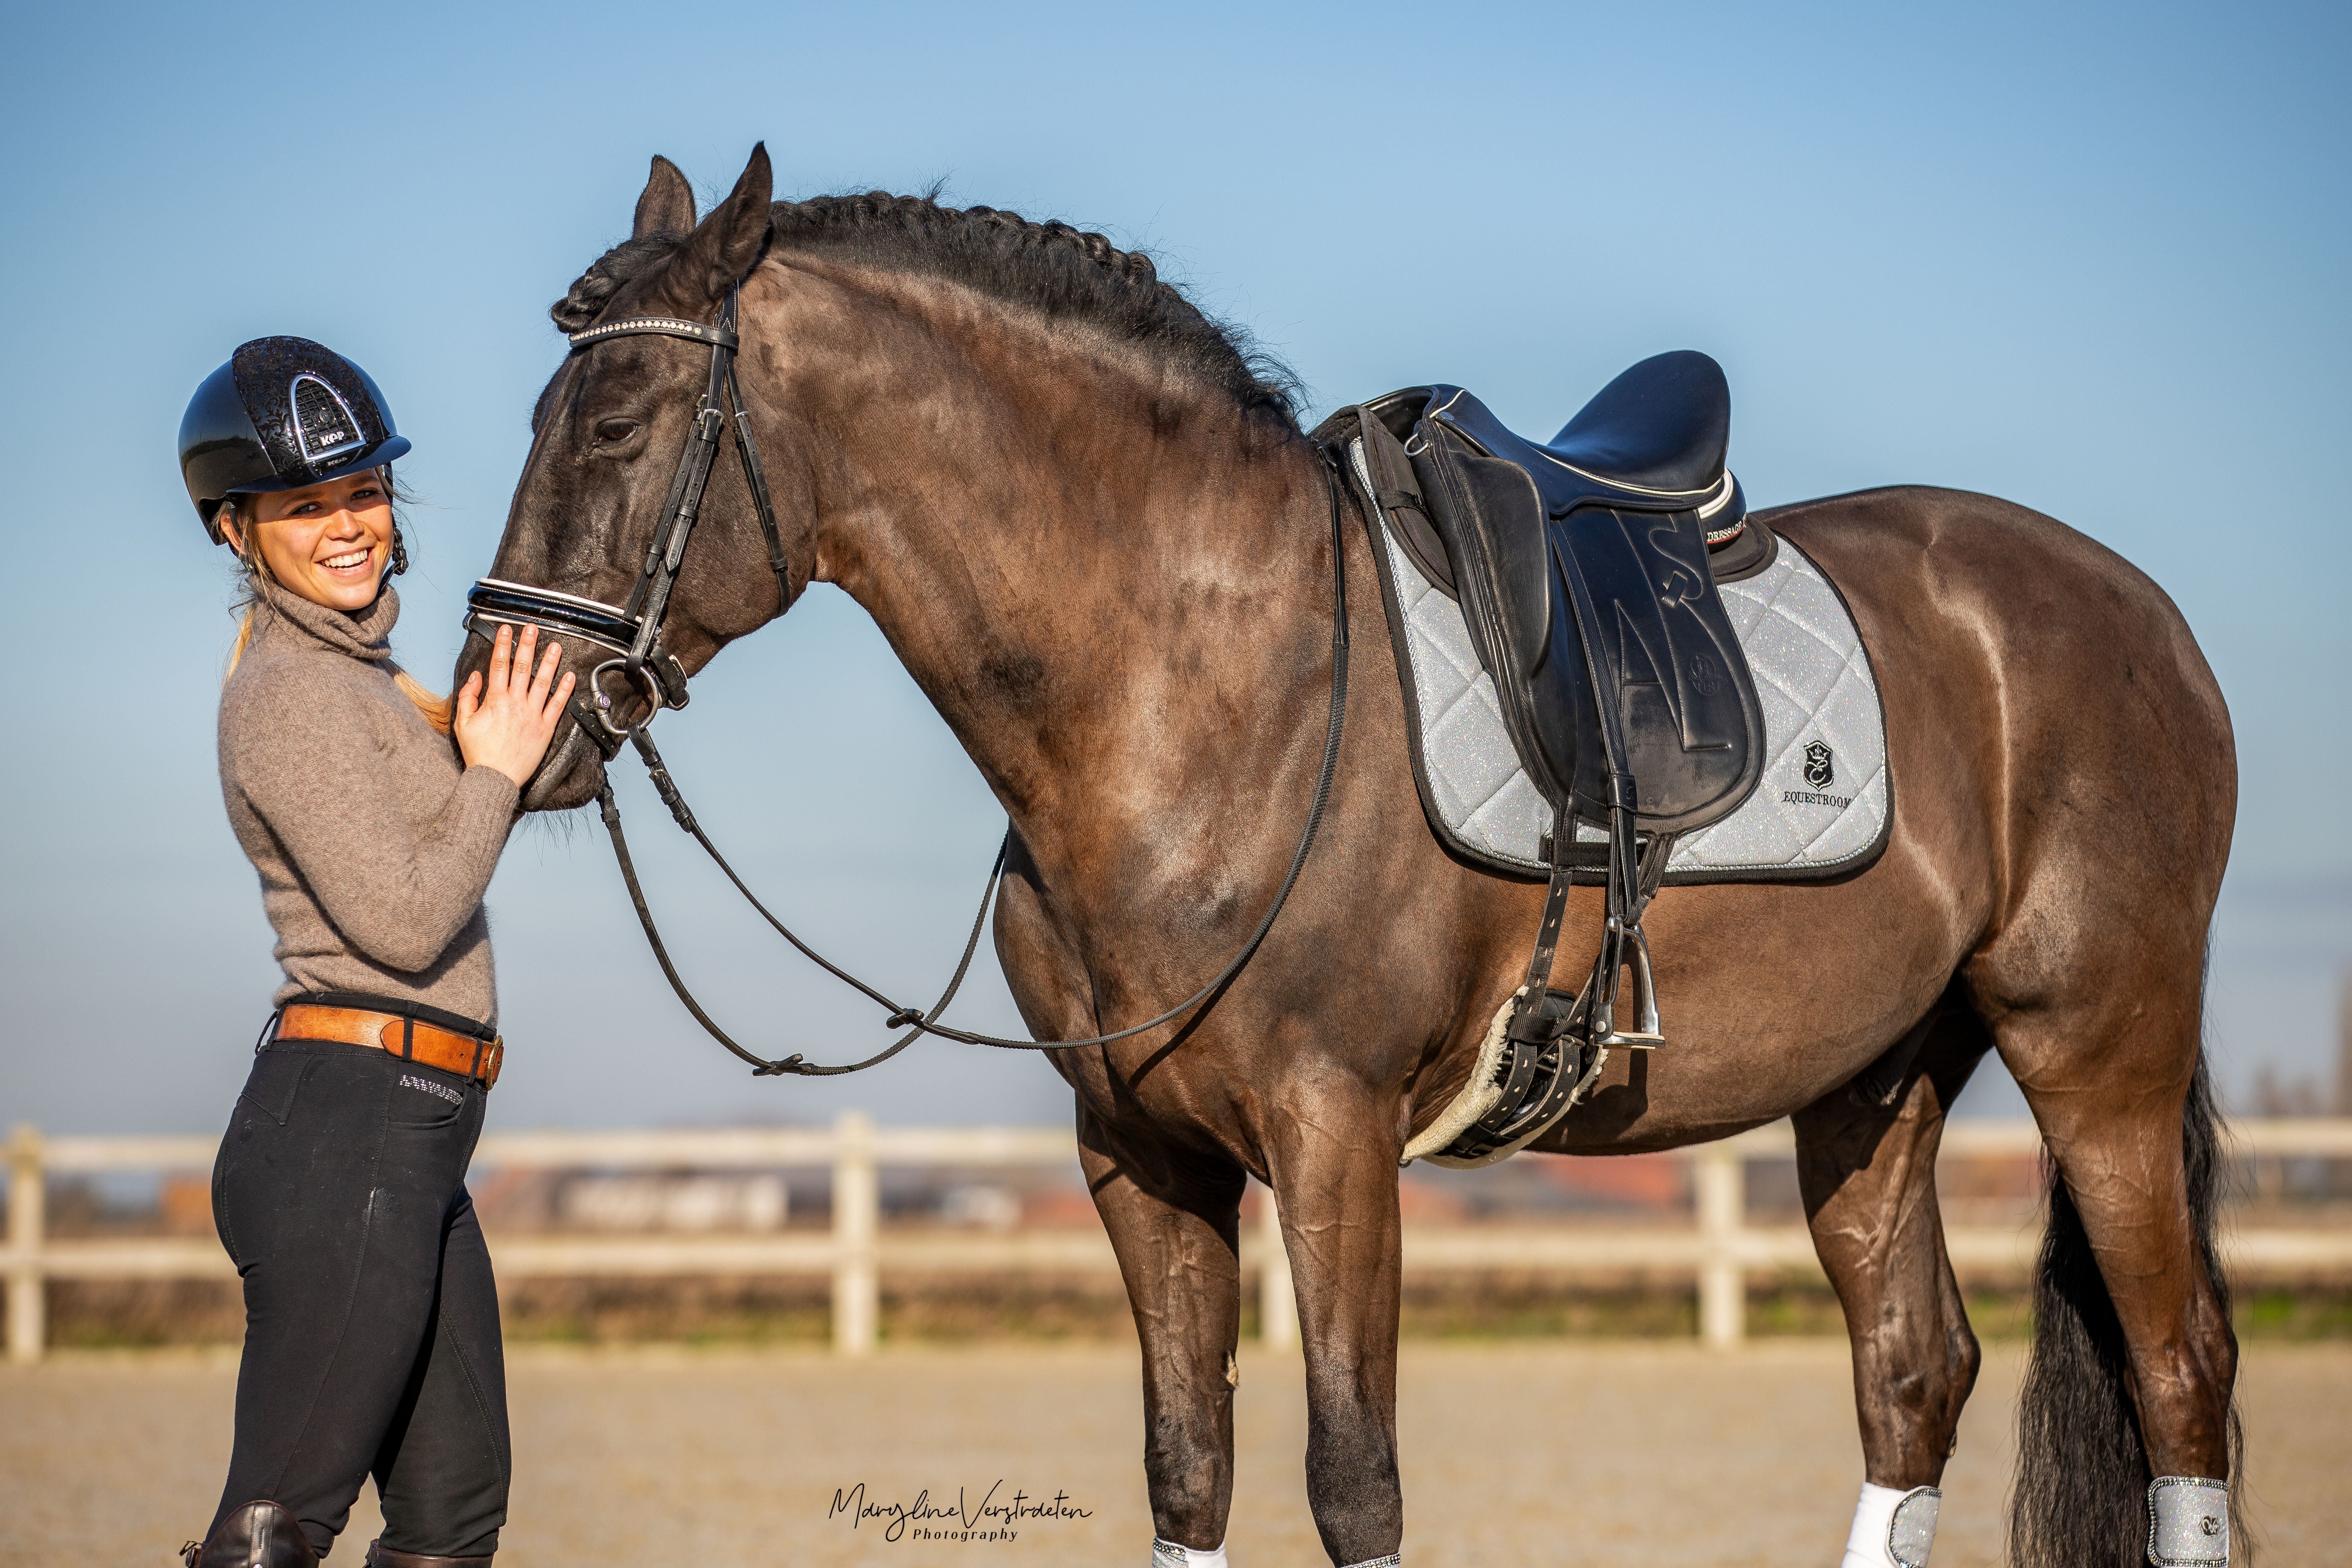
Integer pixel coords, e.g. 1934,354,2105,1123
320,549,373,572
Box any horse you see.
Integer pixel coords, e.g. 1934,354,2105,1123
461,145,2240,1568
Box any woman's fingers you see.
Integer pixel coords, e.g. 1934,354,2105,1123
545,671,578,725
488,624,514,690
525,639,563,705
508,627,540,697
455,669,484,722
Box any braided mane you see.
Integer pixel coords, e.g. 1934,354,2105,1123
551,193,1301,427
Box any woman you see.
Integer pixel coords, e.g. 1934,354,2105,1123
176,337,574,1568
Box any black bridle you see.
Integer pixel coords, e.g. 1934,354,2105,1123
467,286,791,743
465,288,1351,1077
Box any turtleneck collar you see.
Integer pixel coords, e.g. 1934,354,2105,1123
254,584,401,663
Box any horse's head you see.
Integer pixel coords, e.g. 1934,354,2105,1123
461,146,803,810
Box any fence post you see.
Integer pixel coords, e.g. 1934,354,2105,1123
7,1124,44,1365
1260,1182,1298,1349
831,1111,878,1357
1695,1140,1744,1350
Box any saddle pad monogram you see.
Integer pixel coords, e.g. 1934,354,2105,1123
1360,442,1890,883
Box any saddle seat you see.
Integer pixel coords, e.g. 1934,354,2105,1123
1444,349,1742,526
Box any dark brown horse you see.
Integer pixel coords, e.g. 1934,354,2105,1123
464,147,2239,1567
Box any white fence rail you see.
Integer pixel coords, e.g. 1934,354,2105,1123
7,1116,2351,1364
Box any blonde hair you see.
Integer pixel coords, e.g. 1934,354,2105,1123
221,472,452,735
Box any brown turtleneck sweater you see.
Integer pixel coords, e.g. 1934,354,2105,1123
218,587,518,1026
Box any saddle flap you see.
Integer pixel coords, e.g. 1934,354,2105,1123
1547,507,1762,829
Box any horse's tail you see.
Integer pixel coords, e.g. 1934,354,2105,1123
2008,1050,2239,1567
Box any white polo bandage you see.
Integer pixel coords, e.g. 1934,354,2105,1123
1151,1539,1228,1568
1841,1482,1940,1568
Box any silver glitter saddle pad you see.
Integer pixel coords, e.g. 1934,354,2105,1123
1357,442,1890,884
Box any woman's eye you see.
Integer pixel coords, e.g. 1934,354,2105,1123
595,418,638,444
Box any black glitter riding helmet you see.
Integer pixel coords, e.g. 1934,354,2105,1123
179,336,411,545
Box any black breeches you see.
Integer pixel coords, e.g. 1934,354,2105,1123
208,1039,510,1559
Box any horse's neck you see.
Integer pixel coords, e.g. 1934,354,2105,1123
793,299,1329,863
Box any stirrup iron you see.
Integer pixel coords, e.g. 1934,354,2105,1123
1597,921,1664,1049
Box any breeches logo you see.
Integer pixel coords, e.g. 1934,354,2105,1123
399,1074,464,1105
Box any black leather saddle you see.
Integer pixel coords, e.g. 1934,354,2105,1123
1348,352,1763,836
1317,351,1767,1160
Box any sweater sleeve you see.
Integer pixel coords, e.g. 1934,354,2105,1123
226,662,520,974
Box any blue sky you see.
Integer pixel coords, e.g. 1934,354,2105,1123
1,0,2346,1134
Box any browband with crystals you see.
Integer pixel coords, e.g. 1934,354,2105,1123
567,316,740,351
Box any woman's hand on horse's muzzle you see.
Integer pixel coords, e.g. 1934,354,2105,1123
453,623,576,789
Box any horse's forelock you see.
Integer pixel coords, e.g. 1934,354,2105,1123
548,231,690,334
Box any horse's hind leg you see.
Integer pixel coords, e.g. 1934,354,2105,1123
1080,1108,1248,1561
1795,1000,1991,1564
1984,956,2239,1565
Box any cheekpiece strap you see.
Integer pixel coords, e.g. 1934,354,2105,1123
568,317,740,352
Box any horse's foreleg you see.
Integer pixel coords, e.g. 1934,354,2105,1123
1266,1079,1405,1568
1082,1113,1248,1562
1795,1006,1990,1566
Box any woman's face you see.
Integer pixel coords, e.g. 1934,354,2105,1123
222,470,394,613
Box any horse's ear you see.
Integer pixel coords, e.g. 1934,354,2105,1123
633,155,696,238
660,143,773,308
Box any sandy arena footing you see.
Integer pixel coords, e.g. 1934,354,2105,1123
3,1341,2346,1566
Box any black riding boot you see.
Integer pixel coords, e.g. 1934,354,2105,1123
364,1545,493,1568
182,1501,319,1568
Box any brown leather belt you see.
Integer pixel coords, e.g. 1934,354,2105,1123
276,1004,504,1088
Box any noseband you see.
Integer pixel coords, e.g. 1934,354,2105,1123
463,285,790,750
465,283,1353,1077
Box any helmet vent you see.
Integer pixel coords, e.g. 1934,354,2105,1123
289,373,366,466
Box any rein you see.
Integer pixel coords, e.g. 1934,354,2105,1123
468,295,1351,1077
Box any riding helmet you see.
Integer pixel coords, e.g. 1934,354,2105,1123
179,337,411,543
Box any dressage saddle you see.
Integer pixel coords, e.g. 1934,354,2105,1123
1345,353,1764,837
1318,351,1765,1160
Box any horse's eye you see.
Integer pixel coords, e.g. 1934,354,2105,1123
595,418,639,444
